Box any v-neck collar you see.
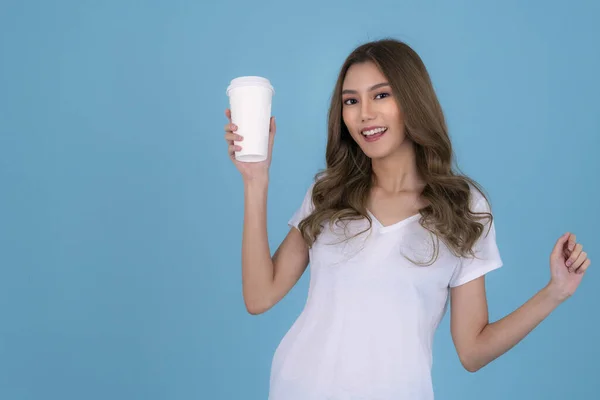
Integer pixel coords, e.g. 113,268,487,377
366,209,421,233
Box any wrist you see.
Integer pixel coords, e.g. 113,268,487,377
544,282,570,304
244,176,269,192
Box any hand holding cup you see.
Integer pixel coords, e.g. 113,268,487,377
224,108,276,182
224,76,276,183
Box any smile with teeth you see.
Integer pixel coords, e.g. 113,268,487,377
362,127,387,136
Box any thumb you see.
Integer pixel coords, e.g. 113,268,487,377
267,116,276,152
551,232,570,258
269,116,276,136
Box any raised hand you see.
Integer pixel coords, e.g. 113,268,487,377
223,108,276,183
548,232,592,300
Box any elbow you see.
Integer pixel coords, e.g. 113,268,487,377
462,361,480,373
243,286,275,315
244,300,272,315
459,353,483,373
246,305,266,315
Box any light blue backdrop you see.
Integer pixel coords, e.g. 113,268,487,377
1,0,598,399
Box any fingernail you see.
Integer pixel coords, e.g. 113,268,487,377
566,260,572,267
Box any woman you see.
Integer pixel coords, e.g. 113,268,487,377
223,38,591,399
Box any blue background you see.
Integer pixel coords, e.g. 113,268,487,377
1,0,598,399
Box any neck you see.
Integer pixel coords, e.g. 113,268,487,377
371,140,424,194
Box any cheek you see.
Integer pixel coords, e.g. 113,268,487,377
389,111,403,128
388,110,405,134
341,109,355,134
386,104,402,122
341,108,350,124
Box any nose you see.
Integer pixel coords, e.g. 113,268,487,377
360,98,375,122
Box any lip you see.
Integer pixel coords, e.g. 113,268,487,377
361,128,387,143
361,126,387,133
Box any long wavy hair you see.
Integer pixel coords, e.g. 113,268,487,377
297,38,493,265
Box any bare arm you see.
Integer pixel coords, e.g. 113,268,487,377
242,179,309,315
224,110,310,315
450,233,591,372
450,277,563,372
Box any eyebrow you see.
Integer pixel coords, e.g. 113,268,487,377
341,82,390,95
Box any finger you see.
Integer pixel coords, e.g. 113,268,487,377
270,116,276,135
577,258,591,275
563,248,571,260
228,144,241,156
572,251,588,272
224,122,238,133
267,116,276,155
552,232,571,258
224,132,243,142
568,233,577,252
566,243,583,269
225,108,231,121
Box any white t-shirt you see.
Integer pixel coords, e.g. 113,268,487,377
268,182,503,400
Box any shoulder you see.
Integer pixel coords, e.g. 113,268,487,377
293,172,326,214
300,170,329,204
467,183,492,213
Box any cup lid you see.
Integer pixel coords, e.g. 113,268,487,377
226,76,275,96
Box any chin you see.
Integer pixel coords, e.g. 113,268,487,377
363,149,394,160
356,140,401,160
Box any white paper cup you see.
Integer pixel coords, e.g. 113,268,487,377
226,76,275,162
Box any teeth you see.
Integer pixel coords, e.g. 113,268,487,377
362,127,387,136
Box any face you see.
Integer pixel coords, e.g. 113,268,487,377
341,61,407,159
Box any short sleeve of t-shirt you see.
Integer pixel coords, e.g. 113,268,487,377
288,183,315,230
449,191,503,287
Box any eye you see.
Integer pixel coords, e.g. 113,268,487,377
342,92,390,106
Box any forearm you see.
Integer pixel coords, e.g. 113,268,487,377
241,178,274,313
468,285,565,371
